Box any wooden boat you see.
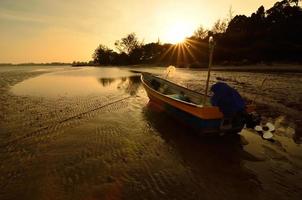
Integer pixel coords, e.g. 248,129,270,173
141,72,255,134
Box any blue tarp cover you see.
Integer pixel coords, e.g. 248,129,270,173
210,82,245,116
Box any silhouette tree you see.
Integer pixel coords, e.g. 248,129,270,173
226,15,249,34
255,6,265,21
212,19,228,33
114,33,141,55
249,6,266,33
140,42,163,63
193,26,208,39
93,44,114,65
289,0,301,6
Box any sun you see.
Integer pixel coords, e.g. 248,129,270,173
164,22,194,44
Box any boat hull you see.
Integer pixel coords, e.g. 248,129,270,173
141,73,253,134
143,86,244,135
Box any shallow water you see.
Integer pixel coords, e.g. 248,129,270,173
1,66,302,200
11,67,139,97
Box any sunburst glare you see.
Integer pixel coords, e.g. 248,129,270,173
164,21,194,44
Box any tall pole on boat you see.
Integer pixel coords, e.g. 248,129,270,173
203,34,215,104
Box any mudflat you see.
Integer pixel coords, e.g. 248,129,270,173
0,66,301,200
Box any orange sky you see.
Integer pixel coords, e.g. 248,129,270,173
0,0,278,63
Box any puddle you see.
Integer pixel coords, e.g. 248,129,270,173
11,67,141,97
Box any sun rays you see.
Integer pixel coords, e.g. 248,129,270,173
159,38,208,66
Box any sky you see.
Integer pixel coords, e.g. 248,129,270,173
0,0,278,63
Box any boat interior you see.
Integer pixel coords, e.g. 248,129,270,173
142,73,212,106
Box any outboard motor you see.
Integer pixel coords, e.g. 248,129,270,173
245,112,261,129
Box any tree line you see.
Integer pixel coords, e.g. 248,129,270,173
88,0,302,67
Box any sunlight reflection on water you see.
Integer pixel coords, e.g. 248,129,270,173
11,67,141,97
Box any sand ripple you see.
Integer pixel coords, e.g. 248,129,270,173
1,67,302,200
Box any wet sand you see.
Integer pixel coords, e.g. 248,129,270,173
0,66,302,200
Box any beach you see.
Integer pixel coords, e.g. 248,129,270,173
0,65,301,200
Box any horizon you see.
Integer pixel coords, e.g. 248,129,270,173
0,0,277,63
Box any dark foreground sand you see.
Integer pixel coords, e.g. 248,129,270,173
0,66,301,200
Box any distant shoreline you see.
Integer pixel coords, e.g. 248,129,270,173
1,62,302,73
94,63,302,73
0,63,71,66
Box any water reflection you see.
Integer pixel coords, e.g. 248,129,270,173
99,76,141,96
98,77,116,87
143,103,262,199
11,68,142,97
